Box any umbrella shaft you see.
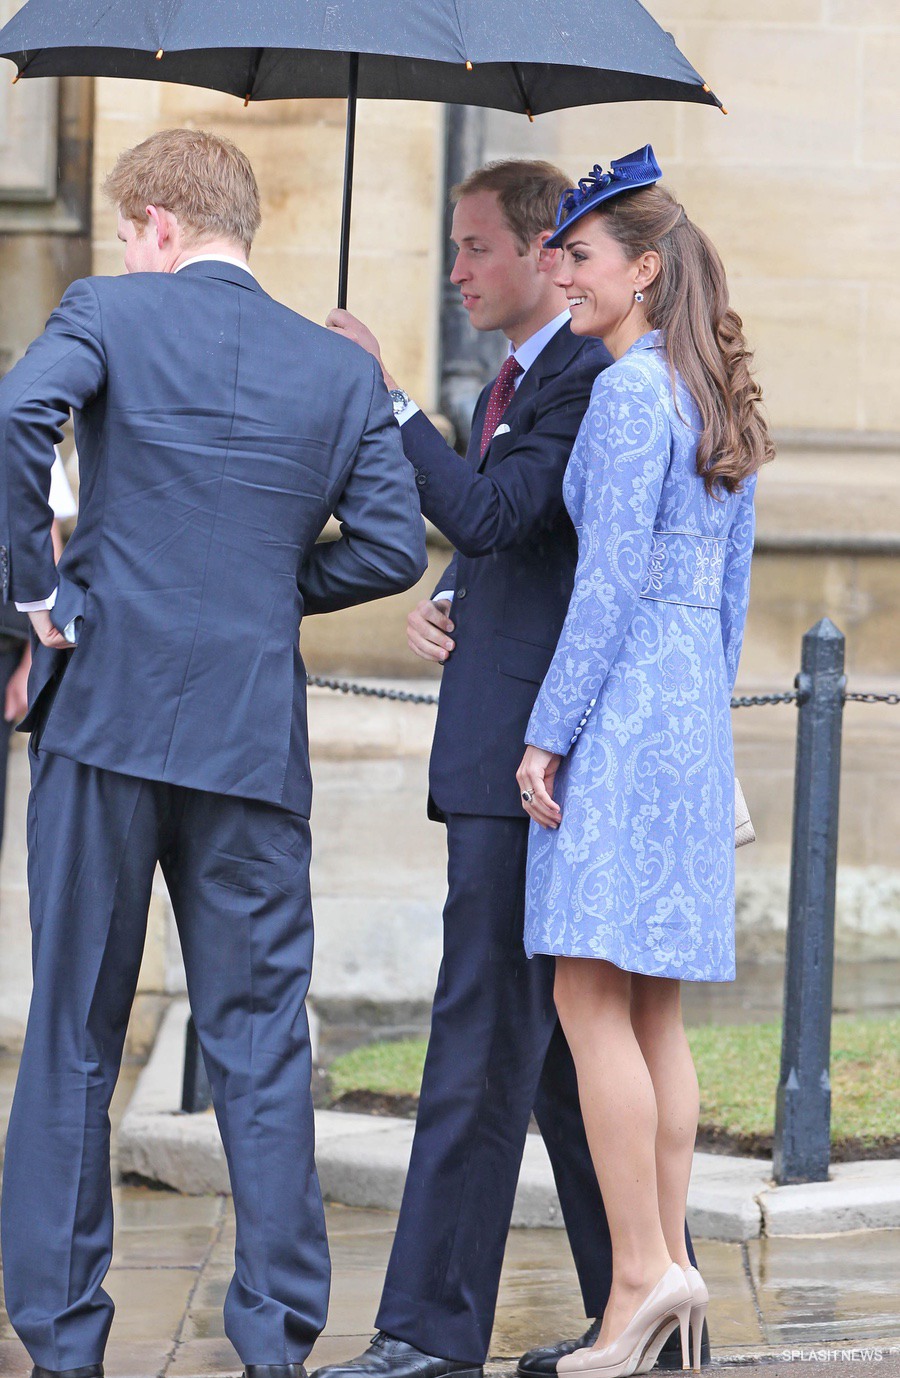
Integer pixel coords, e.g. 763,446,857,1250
338,52,359,310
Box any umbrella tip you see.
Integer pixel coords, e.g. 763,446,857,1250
11,72,19,84
155,48,164,60
244,93,252,107
465,60,473,71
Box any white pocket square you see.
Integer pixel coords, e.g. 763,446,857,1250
493,423,511,438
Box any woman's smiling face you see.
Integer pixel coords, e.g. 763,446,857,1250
554,211,659,354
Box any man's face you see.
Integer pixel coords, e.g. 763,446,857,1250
117,210,166,274
449,191,553,337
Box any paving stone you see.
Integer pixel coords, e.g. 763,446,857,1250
105,1267,198,1340
111,1224,219,1270
695,1241,765,1350
307,1334,379,1370
180,1309,228,1342
323,1268,390,1338
166,1336,241,1376
325,1204,399,1237
0,1338,41,1375
114,1186,224,1232
102,1338,177,1377
492,1224,584,1355
189,1273,230,1313
747,1231,900,1346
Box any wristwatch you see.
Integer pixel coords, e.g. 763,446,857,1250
389,388,411,418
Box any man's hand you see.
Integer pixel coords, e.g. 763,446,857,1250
4,646,31,723
325,310,399,390
517,745,563,829
407,598,455,664
28,608,73,652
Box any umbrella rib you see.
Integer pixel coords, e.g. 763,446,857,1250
448,0,468,63
511,63,534,120
243,46,264,105
11,48,40,82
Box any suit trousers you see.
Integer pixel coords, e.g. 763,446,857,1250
376,814,614,1364
1,745,329,1370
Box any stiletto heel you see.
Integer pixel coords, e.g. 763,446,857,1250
676,1301,692,1370
684,1267,709,1372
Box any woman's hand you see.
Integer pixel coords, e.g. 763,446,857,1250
517,745,562,829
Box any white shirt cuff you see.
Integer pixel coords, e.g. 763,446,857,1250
433,590,454,606
396,399,421,427
16,586,58,613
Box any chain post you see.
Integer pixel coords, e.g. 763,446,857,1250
181,1014,213,1114
773,619,846,1185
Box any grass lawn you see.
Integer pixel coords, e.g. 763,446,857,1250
326,1014,900,1159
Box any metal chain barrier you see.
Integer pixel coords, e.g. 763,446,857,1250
307,678,900,710
307,674,440,706
731,691,802,709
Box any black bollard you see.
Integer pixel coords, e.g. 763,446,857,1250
773,618,846,1185
181,1013,213,1114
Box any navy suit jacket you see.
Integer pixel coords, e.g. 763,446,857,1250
402,322,612,818
0,261,427,816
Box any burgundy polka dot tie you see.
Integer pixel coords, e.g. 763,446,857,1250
480,355,523,458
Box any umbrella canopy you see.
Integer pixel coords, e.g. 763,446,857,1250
0,0,722,114
0,0,724,305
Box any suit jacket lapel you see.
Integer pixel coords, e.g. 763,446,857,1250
476,322,583,471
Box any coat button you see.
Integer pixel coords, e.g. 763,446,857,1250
456,587,467,598
416,474,426,487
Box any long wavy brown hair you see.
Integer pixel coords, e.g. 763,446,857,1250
596,185,774,494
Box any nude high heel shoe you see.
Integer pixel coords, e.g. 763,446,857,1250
557,1263,693,1378
682,1267,709,1372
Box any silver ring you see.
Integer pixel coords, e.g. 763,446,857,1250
521,789,534,803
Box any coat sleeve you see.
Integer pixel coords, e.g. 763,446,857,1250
298,355,428,614
719,475,757,693
403,360,603,558
431,551,458,602
525,363,671,757
0,279,106,605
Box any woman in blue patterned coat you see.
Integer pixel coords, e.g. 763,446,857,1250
516,148,774,1376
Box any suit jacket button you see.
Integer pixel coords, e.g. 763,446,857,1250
416,474,426,487
456,587,467,598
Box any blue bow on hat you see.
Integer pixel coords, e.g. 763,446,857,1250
547,145,663,247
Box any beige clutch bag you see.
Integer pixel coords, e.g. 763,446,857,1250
735,777,756,848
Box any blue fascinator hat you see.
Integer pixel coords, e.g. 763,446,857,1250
547,145,663,248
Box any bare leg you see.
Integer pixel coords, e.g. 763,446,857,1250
630,976,698,1270
553,958,672,1348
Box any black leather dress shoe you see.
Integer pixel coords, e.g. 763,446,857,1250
310,1332,482,1378
32,1367,104,1378
517,1320,602,1376
516,1318,710,1375
245,1367,308,1378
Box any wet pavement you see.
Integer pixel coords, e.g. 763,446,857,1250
0,1188,899,1378
0,1054,898,1378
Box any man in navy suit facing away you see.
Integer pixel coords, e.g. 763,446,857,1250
0,129,427,1378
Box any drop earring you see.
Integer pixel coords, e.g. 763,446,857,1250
634,290,644,303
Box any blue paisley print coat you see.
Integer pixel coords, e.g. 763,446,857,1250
524,331,755,982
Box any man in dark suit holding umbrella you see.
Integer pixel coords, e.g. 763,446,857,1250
0,127,426,1378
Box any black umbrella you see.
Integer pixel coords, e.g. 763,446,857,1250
0,0,724,306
